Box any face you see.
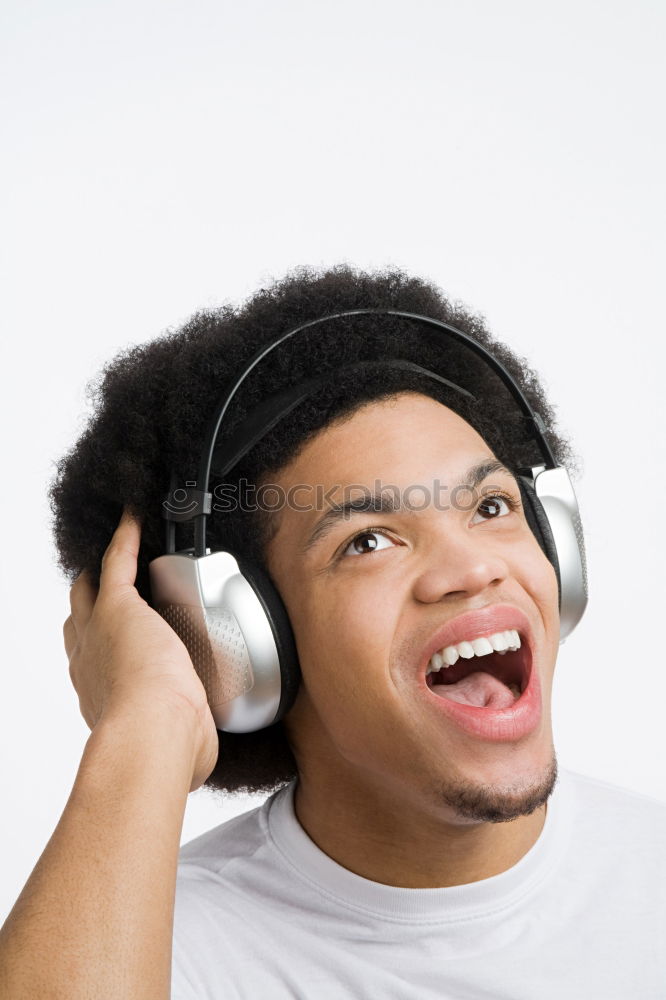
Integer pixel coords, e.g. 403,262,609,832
264,392,560,827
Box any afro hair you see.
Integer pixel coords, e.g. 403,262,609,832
49,263,581,797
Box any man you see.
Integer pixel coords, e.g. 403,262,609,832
1,266,664,997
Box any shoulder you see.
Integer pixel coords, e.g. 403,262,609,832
561,767,666,859
177,795,275,877
172,792,279,951
564,767,666,814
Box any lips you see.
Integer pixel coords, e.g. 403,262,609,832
415,605,541,742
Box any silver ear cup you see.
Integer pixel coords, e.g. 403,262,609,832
149,550,283,732
531,466,589,642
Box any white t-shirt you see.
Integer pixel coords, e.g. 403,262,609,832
171,768,666,999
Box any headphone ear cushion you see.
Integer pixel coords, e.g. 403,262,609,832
518,476,562,611
234,556,302,723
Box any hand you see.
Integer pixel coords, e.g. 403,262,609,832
63,507,219,791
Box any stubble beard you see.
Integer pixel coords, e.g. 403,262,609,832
436,747,559,823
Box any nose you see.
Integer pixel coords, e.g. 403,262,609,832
411,529,511,605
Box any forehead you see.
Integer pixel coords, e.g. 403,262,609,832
276,392,492,487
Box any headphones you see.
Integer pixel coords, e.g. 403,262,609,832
148,309,588,733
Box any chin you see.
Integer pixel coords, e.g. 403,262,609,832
433,745,559,824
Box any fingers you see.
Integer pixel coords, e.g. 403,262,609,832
99,507,142,595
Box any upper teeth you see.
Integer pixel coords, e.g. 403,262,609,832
426,629,522,675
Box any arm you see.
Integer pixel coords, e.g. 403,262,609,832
0,509,219,1000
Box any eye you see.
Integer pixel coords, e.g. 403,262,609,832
337,490,521,560
341,529,398,558
472,490,521,523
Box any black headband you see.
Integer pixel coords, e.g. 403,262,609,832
210,358,477,480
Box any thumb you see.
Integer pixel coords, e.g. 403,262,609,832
99,507,143,595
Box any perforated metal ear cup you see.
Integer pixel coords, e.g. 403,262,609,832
149,549,299,733
517,476,562,610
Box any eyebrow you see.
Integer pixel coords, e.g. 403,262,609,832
302,458,519,554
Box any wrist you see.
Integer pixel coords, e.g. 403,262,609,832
98,684,205,738
85,696,203,789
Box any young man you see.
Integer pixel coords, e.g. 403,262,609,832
1,266,664,997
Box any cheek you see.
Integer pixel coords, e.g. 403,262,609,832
286,569,402,704
519,538,561,636
538,545,559,604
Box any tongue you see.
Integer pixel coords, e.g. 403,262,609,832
432,670,517,709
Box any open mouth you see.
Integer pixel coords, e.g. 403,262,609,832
425,632,533,710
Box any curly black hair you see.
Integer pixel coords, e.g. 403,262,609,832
48,263,581,797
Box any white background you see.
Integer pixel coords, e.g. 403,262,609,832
1,0,664,922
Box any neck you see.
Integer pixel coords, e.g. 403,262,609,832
292,769,549,889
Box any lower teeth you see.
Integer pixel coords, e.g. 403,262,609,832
508,682,521,699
